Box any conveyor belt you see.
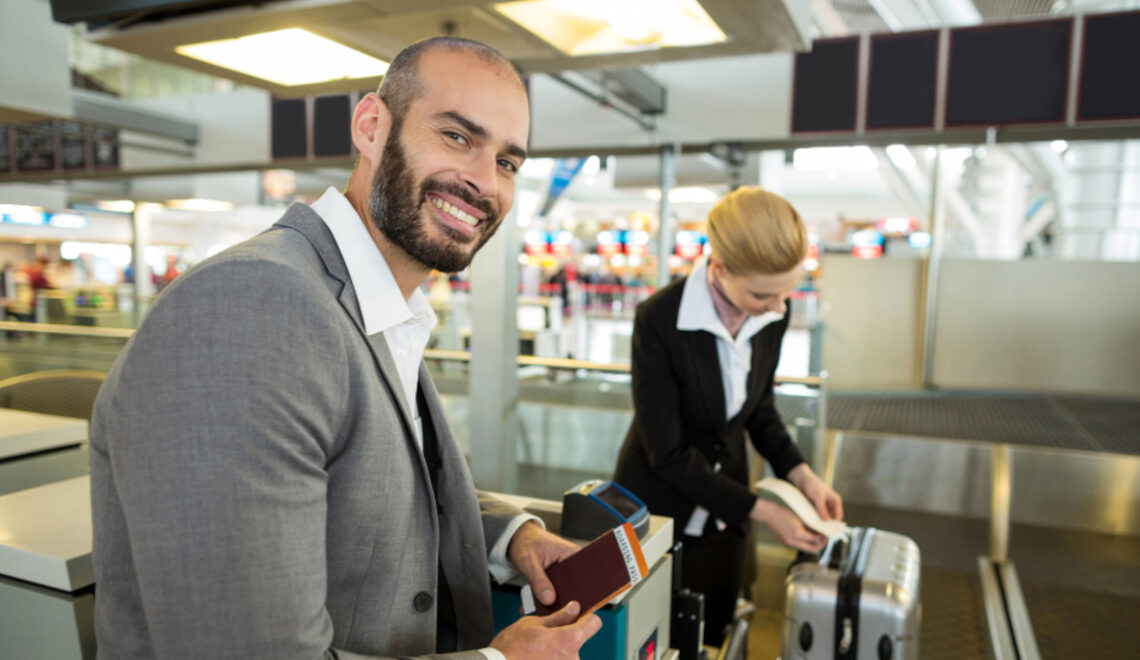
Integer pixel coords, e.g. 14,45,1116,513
920,566,989,660
817,392,1140,455
1008,521,1140,660
1019,580,1139,660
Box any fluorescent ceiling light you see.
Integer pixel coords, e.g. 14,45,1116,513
0,204,47,225
669,187,718,204
49,213,89,229
495,0,725,56
176,28,389,87
96,200,136,213
793,146,878,171
165,199,234,212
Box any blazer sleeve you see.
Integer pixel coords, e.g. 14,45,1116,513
628,300,759,527
477,491,525,546
744,319,805,479
94,259,485,660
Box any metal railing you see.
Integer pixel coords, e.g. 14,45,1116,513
0,321,830,467
0,321,135,339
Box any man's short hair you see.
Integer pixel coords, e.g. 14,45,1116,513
377,37,524,124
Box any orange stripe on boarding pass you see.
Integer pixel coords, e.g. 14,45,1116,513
620,522,649,579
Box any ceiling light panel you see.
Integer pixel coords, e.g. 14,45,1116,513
175,28,389,87
494,0,726,56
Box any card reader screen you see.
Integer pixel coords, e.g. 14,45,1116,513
597,486,640,518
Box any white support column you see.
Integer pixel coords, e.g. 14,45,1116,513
758,150,786,194
921,147,946,388
1062,142,1125,260
655,145,676,289
992,153,1028,259
1106,141,1140,261
468,203,521,492
131,203,157,325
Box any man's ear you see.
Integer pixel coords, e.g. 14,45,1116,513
351,93,392,168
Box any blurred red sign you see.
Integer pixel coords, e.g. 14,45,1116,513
676,243,702,260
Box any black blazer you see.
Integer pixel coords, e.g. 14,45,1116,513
613,276,805,538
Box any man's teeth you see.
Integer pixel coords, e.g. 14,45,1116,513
431,197,478,226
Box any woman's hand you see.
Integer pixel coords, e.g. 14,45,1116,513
750,498,826,553
787,463,844,521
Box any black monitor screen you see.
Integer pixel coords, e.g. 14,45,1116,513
792,37,859,133
93,127,119,169
61,121,88,170
16,123,56,172
1079,10,1140,121
596,485,640,519
271,98,307,160
50,0,254,25
313,95,353,157
946,19,1072,126
0,128,10,173
867,31,939,129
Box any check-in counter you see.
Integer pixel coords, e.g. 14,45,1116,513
0,476,677,660
0,476,94,659
0,408,90,496
489,492,679,660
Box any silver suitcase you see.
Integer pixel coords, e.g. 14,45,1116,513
781,527,921,660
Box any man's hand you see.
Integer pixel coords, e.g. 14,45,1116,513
489,601,602,660
787,463,844,521
507,520,581,606
750,499,826,553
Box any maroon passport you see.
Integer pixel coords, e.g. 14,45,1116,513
522,522,649,618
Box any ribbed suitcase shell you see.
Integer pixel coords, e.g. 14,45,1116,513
781,527,921,660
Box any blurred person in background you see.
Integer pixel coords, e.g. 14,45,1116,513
158,253,181,291
613,186,843,646
28,256,54,292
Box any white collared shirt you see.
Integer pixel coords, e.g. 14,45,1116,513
310,188,529,658
676,256,783,421
311,186,436,448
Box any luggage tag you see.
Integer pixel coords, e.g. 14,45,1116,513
756,477,849,542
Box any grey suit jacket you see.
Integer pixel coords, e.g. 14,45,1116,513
90,203,517,659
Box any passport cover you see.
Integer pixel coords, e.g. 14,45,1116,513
529,522,649,618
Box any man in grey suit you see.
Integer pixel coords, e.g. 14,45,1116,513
90,37,601,659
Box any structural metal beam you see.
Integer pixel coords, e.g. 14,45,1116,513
72,88,199,145
7,122,1140,184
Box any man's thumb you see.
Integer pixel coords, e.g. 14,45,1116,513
542,600,581,627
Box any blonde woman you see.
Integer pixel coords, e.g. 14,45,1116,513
613,186,842,646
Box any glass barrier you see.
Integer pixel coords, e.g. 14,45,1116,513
426,278,821,374
0,322,828,501
422,350,829,500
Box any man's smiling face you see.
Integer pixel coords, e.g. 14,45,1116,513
368,48,530,273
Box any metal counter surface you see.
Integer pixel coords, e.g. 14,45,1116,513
0,408,87,461
0,476,93,592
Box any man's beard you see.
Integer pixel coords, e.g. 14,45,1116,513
368,127,499,273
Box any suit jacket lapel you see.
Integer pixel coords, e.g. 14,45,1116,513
684,328,727,433
274,203,420,456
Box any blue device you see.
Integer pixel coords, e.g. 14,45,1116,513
561,480,650,541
